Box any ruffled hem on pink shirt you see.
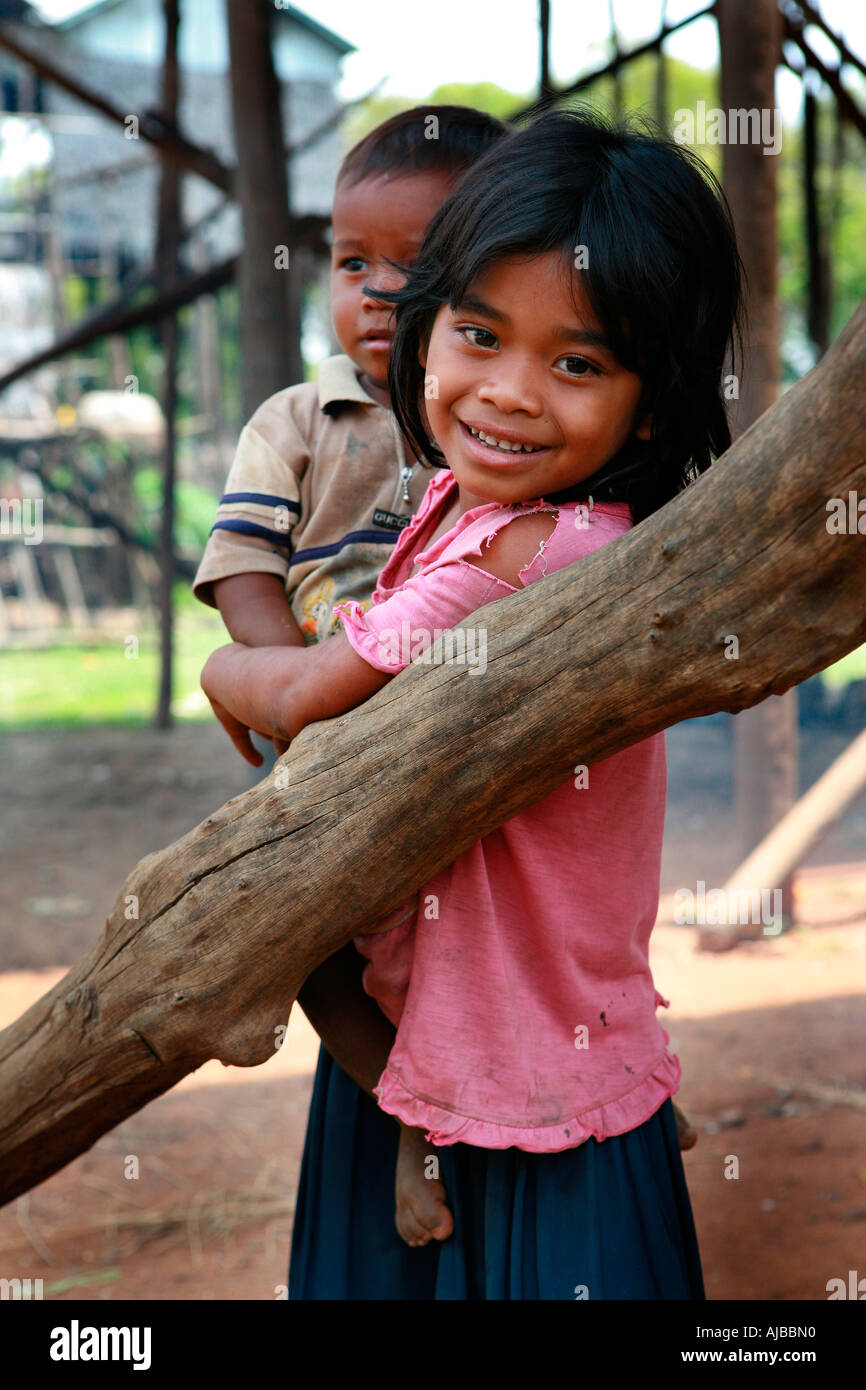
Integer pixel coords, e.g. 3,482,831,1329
374,1047,682,1152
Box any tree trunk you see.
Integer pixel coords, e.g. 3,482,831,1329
1,300,865,1206
718,0,799,918
226,0,302,416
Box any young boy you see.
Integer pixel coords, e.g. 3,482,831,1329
194,107,508,1263
193,105,505,649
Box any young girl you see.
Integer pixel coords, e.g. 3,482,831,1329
201,107,742,1300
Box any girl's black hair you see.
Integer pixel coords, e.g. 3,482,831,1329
380,106,744,523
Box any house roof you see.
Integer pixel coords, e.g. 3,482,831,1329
55,0,355,55
0,0,38,20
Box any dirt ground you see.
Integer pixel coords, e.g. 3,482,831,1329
0,716,864,1301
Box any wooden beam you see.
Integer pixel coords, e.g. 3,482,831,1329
512,3,716,119
0,206,327,396
791,0,866,85
0,23,232,192
1,443,197,581
0,295,864,1205
782,12,866,145
701,727,866,949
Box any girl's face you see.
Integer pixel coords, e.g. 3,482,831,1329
421,252,650,511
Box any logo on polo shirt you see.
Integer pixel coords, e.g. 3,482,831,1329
372,508,412,532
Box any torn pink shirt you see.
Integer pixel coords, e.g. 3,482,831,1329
335,468,677,1152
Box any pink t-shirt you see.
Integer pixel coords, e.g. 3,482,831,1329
336,469,677,1152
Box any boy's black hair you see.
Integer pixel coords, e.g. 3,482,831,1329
337,104,508,190
383,106,745,524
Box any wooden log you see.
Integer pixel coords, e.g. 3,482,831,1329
0,299,865,1208
699,726,866,949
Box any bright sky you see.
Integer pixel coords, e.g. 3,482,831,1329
4,0,863,181
30,0,866,98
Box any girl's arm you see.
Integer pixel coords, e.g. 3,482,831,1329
212,574,307,755
200,631,392,765
201,632,402,1096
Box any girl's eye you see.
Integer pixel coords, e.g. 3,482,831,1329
459,325,498,349
556,354,600,378
341,257,366,272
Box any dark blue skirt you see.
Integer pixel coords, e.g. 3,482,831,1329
288,1045,705,1301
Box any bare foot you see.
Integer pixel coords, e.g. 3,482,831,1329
395,1124,454,1247
673,1100,698,1151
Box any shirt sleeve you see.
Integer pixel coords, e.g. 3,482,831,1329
336,559,514,672
192,405,308,608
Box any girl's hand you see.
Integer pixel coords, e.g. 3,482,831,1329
201,644,267,767
206,692,264,768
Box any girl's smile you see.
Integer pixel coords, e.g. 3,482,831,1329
421,252,651,512
458,419,552,467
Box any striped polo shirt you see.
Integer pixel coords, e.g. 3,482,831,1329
192,355,435,643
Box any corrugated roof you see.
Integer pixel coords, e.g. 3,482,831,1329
55,0,355,55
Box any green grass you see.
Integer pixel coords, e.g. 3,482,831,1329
1,626,864,731
0,614,227,729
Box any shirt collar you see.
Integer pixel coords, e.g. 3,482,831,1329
317,354,380,410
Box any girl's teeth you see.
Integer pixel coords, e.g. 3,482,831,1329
468,425,541,453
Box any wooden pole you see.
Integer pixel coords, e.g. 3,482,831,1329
154,0,181,731
717,0,799,923
538,0,553,105
226,0,302,415
804,84,830,356
608,0,623,118
655,0,669,127
0,297,864,1205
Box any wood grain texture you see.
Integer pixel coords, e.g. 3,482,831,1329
1,299,865,1207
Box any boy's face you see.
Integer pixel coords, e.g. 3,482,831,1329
331,169,455,397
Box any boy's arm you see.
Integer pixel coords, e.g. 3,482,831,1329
213,572,305,648
297,944,397,1098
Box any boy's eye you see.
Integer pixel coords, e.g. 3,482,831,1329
341,257,366,272
459,325,498,349
555,354,600,378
